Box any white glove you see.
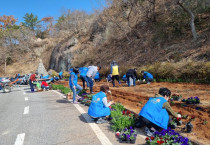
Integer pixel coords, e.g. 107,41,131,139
107,90,112,94
137,79,140,82
143,79,145,82
177,114,182,118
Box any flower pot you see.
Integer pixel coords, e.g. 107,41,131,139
186,122,193,133
119,137,126,143
126,137,130,143
177,120,182,126
130,138,136,144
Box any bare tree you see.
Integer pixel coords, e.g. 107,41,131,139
177,0,197,40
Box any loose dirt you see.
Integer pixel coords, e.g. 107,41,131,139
56,80,210,144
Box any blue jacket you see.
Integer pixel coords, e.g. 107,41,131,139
43,75,50,79
69,72,78,87
59,72,63,76
80,67,88,77
143,72,153,79
139,96,169,129
88,92,111,118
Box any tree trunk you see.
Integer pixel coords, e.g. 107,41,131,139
177,1,197,41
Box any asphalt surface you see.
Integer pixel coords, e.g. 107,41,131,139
0,86,146,145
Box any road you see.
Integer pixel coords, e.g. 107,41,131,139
0,86,146,145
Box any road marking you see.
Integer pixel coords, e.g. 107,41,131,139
23,106,29,114
74,104,113,145
14,133,25,145
25,97,28,101
23,92,26,95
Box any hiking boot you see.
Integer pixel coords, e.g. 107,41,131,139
145,127,154,137
96,118,107,124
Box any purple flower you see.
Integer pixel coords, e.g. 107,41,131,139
130,130,134,134
129,126,133,129
126,134,130,139
124,128,128,131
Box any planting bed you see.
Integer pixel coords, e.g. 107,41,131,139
55,80,210,144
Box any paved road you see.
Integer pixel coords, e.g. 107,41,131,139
0,86,146,145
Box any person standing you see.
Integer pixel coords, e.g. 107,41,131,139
80,67,89,89
136,88,181,136
86,65,101,94
88,85,114,124
126,68,138,87
141,70,153,84
110,61,121,87
29,72,37,92
59,71,63,80
69,67,83,104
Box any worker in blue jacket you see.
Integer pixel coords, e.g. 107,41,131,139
80,67,89,89
141,70,153,84
136,88,181,136
59,71,63,80
69,67,83,104
88,85,114,124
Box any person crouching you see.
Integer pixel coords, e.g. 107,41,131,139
88,85,114,124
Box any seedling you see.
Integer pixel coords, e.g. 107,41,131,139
182,115,188,119
190,115,195,121
203,120,208,125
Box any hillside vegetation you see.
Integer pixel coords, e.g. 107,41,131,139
0,0,209,82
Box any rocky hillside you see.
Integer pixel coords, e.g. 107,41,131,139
0,0,209,78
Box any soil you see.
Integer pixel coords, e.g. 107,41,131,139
55,80,210,144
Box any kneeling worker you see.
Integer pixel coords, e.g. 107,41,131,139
88,85,114,124
136,87,181,136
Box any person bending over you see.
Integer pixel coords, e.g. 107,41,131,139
88,85,114,124
126,68,138,87
141,70,153,84
136,87,181,136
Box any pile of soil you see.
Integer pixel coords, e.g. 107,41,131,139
56,80,210,144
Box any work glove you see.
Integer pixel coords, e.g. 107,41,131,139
143,79,145,82
177,114,182,118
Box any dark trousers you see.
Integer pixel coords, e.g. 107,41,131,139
111,75,120,87
87,76,94,93
29,80,34,92
146,78,153,83
136,116,162,131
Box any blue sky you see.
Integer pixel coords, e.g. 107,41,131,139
0,0,106,24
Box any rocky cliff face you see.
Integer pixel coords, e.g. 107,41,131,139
49,36,78,72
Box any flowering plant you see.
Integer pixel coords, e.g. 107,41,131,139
120,127,137,141
122,110,134,117
171,94,182,101
190,115,195,121
186,96,200,104
146,128,192,145
182,115,188,119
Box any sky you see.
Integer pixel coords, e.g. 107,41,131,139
0,0,106,24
